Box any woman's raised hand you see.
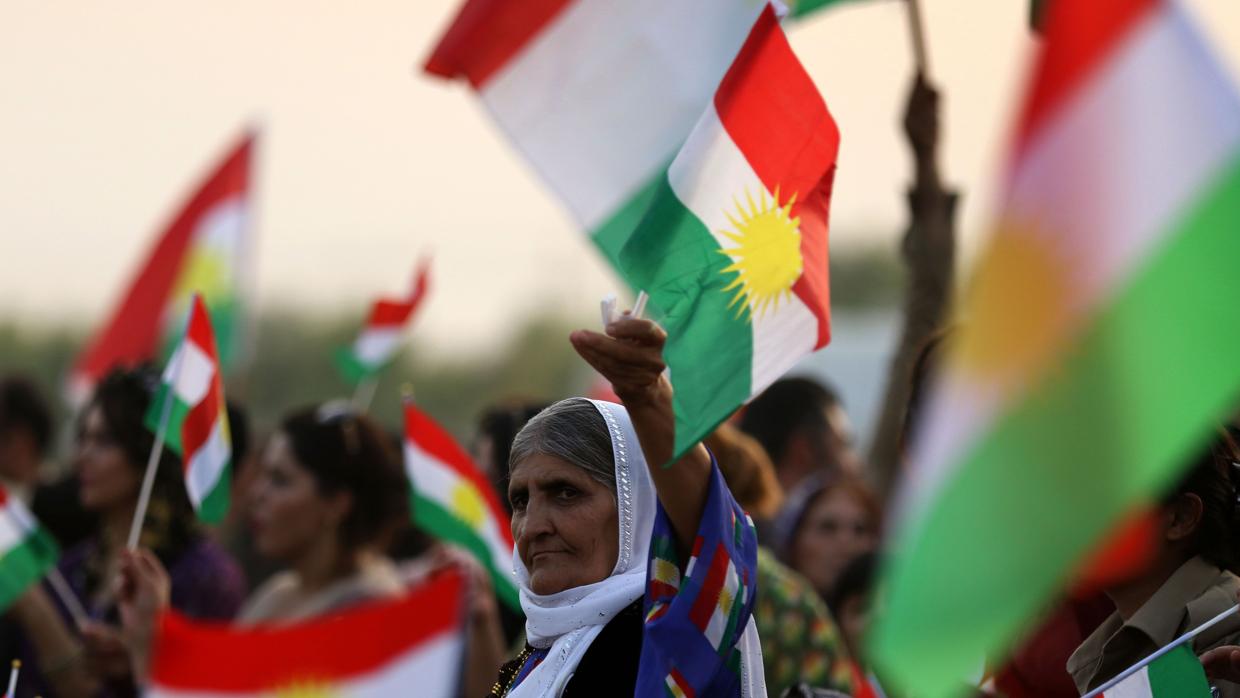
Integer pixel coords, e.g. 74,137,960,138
570,315,668,409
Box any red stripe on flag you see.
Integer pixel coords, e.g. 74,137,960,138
688,543,731,632
713,5,839,349
366,261,431,327
424,0,574,89
403,402,513,547
670,667,697,698
1014,0,1158,154
150,569,464,691
179,297,224,472
71,132,252,390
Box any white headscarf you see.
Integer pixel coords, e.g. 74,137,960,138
509,399,657,698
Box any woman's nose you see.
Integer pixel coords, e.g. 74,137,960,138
520,500,555,540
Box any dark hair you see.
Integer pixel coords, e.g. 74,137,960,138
279,404,409,550
509,398,615,495
828,551,878,618
84,367,199,590
1168,428,1240,571
900,328,952,456
0,375,53,456
739,377,841,465
226,401,251,472
476,399,550,512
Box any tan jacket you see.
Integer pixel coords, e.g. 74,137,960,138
1067,556,1240,696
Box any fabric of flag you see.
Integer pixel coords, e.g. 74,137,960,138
1098,644,1211,697
618,4,839,459
789,0,856,19
0,488,58,612
402,401,519,610
147,569,466,698
334,260,431,385
871,1,1240,695
636,458,759,697
145,294,232,524
69,132,255,404
424,0,767,272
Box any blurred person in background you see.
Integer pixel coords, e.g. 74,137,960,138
119,401,507,698
214,403,285,593
8,366,245,698
739,377,861,509
776,474,881,603
826,553,877,679
1067,430,1240,697
707,423,855,696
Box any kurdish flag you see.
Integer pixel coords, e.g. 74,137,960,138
146,294,232,524
334,260,431,385
425,0,767,269
1097,644,1210,698
148,569,466,698
0,488,58,611
69,132,255,404
872,0,1240,695
618,4,839,458
403,401,519,609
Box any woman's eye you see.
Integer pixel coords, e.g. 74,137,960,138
556,487,579,501
509,494,527,510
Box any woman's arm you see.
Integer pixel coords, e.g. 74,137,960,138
9,585,98,698
570,316,712,553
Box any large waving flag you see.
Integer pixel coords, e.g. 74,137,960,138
334,259,431,386
146,294,232,524
0,487,58,611
871,0,1240,695
148,570,465,698
617,4,839,458
69,132,255,403
424,0,767,271
403,401,519,610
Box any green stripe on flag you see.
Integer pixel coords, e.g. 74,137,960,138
411,492,520,611
1147,644,1211,695
0,528,58,612
619,177,754,460
874,156,1240,694
145,386,193,457
591,173,668,283
197,461,232,525
333,347,379,387
790,0,855,19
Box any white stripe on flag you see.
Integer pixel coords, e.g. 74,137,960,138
1104,666,1153,698
353,328,403,367
481,0,764,230
166,341,216,406
0,506,29,554
704,559,740,650
404,440,513,570
185,417,229,507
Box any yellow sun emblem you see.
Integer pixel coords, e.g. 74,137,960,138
451,483,486,529
274,679,336,698
719,186,803,321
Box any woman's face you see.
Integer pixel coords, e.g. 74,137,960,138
76,406,141,512
248,432,345,562
791,487,877,596
509,452,619,595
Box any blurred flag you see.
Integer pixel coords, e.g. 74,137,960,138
334,259,430,386
68,132,255,404
789,0,857,19
145,294,232,524
403,401,519,610
148,569,465,698
871,0,1240,694
0,487,57,611
424,0,766,276
616,4,839,458
1097,644,1210,697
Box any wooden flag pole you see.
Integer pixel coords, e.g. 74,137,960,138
906,0,931,77
353,376,380,413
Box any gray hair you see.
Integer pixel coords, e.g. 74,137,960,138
509,398,616,496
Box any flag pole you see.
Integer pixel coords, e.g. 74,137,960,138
1081,603,1240,698
126,307,193,551
353,376,380,413
906,0,931,77
45,568,89,630
6,660,20,698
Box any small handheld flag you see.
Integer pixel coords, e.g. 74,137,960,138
0,489,58,614
335,259,430,388
403,400,519,610
142,294,233,527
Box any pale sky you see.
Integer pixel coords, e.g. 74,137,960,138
3,1,1239,357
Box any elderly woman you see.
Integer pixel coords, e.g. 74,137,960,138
489,316,764,696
